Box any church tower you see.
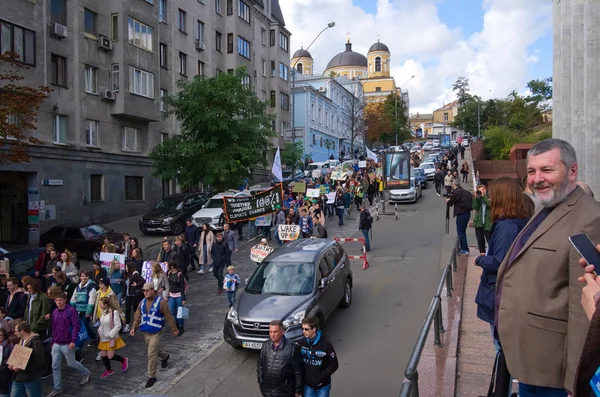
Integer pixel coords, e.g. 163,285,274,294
291,47,313,76
367,40,391,78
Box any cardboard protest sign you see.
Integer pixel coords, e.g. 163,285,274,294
316,184,330,194
250,244,275,263
330,171,348,180
224,184,283,222
255,214,272,227
306,188,320,198
100,252,126,270
278,225,300,241
292,181,306,193
0,260,9,275
326,192,336,202
359,161,367,168
7,344,32,370
141,261,168,283
368,173,376,181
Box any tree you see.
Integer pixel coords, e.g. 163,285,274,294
526,77,552,111
0,52,50,164
340,86,365,156
365,94,411,145
150,68,275,190
386,93,411,144
452,76,472,106
323,139,334,156
364,101,392,144
281,141,303,169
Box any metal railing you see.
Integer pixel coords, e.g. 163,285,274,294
398,237,459,397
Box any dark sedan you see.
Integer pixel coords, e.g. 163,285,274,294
39,224,124,261
139,192,207,235
270,169,305,187
0,247,44,278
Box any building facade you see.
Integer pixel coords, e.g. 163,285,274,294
432,100,459,125
409,113,433,138
0,0,291,245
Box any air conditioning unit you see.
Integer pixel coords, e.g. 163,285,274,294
318,86,327,93
195,40,206,51
102,89,116,101
98,35,112,51
52,23,67,38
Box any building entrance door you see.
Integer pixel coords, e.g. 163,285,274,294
0,172,28,244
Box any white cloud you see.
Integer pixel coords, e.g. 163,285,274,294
280,0,552,114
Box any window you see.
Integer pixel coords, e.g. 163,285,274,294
0,21,36,65
270,61,275,76
261,90,266,101
320,137,323,147
90,175,104,202
84,65,97,94
279,32,288,52
178,52,187,75
318,107,322,123
227,0,233,15
260,28,265,45
312,134,316,145
375,87,381,92
375,57,381,72
325,111,328,126
160,133,168,142
111,14,118,40
121,127,140,152
159,0,167,22
177,9,186,32
128,17,153,51
215,31,222,51
238,36,250,59
296,63,303,74
261,59,266,76
111,64,119,91
241,75,250,88
215,0,221,15
444,112,448,121
125,176,144,201
238,0,250,23
159,43,167,68
50,0,66,25
197,60,205,76
279,63,288,81
160,89,167,111
311,103,315,120
50,54,67,86
129,67,154,98
269,29,275,46
270,90,275,107
53,115,67,144
84,8,97,36
195,20,204,42
280,93,289,110
227,33,233,53
85,120,99,147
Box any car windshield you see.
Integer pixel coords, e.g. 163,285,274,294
80,224,109,239
307,164,320,171
205,198,224,209
420,163,434,169
412,169,425,177
154,197,183,210
246,261,315,296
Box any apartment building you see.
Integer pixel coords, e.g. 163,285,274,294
0,0,291,246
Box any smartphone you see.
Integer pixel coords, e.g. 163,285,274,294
569,233,600,276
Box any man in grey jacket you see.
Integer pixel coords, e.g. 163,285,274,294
223,223,239,266
274,205,286,246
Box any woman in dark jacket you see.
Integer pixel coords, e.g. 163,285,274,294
474,177,532,352
123,261,144,333
167,261,187,335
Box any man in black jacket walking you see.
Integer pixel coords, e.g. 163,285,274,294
211,233,231,294
297,317,338,397
446,179,472,255
184,219,200,271
257,320,304,397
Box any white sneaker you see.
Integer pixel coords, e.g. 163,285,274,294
123,324,130,333
96,352,102,361
197,270,205,274
208,267,213,272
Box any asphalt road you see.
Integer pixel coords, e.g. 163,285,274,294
167,185,449,397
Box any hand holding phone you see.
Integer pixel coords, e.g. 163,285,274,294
569,233,600,277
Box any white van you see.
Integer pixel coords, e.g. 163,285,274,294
192,190,250,230
305,161,337,179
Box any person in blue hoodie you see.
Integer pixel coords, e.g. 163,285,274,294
474,177,533,352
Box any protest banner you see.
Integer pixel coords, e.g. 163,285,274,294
141,261,168,283
306,188,320,198
359,160,367,168
330,171,348,180
291,181,306,193
326,192,336,202
278,225,300,241
250,244,275,263
255,214,272,227
7,344,32,370
224,184,283,222
316,184,330,194
368,172,376,181
100,252,126,270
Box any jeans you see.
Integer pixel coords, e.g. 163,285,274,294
168,296,184,328
304,384,331,397
475,228,491,254
336,208,344,226
361,229,371,251
227,291,236,306
490,323,500,354
200,246,208,272
518,383,567,397
10,381,42,397
275,227,283,246
435,183,442,195
455,212,470,252
51,343,90,391
214,265,224,291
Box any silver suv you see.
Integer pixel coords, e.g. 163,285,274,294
223,239,353,350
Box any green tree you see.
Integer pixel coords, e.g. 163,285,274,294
281,141,303,169
386,93,412,144
526,77,552,111
150,68,275,190
482,126,521,160
452,99,480,135
452,76,472,106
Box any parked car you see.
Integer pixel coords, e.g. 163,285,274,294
192,190,250,231
270,169,305,187
39,224,124,261
139,192,207,235
411,168,428,189
304,161,338,179
419,162,436,180
422,144,434,151
388,177,422,204
0,247,44,278
223,239,353,349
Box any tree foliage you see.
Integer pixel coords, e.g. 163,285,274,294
0,52,50,164
526,77,552,111
281,141,303,169
365,94,411,145
452,76,472,106
150,69,275,190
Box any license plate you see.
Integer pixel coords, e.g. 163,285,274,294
242,341,263,350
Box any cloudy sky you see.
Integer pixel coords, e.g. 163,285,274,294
280,0,553,114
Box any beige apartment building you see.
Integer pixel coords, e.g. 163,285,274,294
0,0,291,245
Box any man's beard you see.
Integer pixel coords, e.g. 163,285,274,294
532,178,571,208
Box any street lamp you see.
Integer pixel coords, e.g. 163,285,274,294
477,89,492,138
290,21,335,177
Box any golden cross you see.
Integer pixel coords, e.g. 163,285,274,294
347,32,351,43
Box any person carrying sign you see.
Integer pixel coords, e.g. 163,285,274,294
10,322,45,397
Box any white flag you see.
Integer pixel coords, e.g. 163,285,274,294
272,147,283,182
366,147,378,162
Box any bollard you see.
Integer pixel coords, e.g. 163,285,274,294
438,303,445,333
433,301,442,347
395,203,398,220
446,264,453,297
409,371,419,397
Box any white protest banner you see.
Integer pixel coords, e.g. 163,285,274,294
100,252,126,270
326,192,336,202
255,214,272,227
306,188,320,198
272,147,283,182
278,225,300,241
141,261,168,283
359,160,367,168
250,244,275,263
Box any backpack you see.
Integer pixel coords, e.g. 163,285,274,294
461,190,474,211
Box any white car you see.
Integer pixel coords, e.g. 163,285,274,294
304,162,334,179
389,146,403,152
432,140,440,148
419,162,436,180
192,190,250,230
389,178,422,204
422,144,434,151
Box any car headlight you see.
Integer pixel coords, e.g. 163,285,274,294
162,217,173,225
227,307,239,325
282,310,305,329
